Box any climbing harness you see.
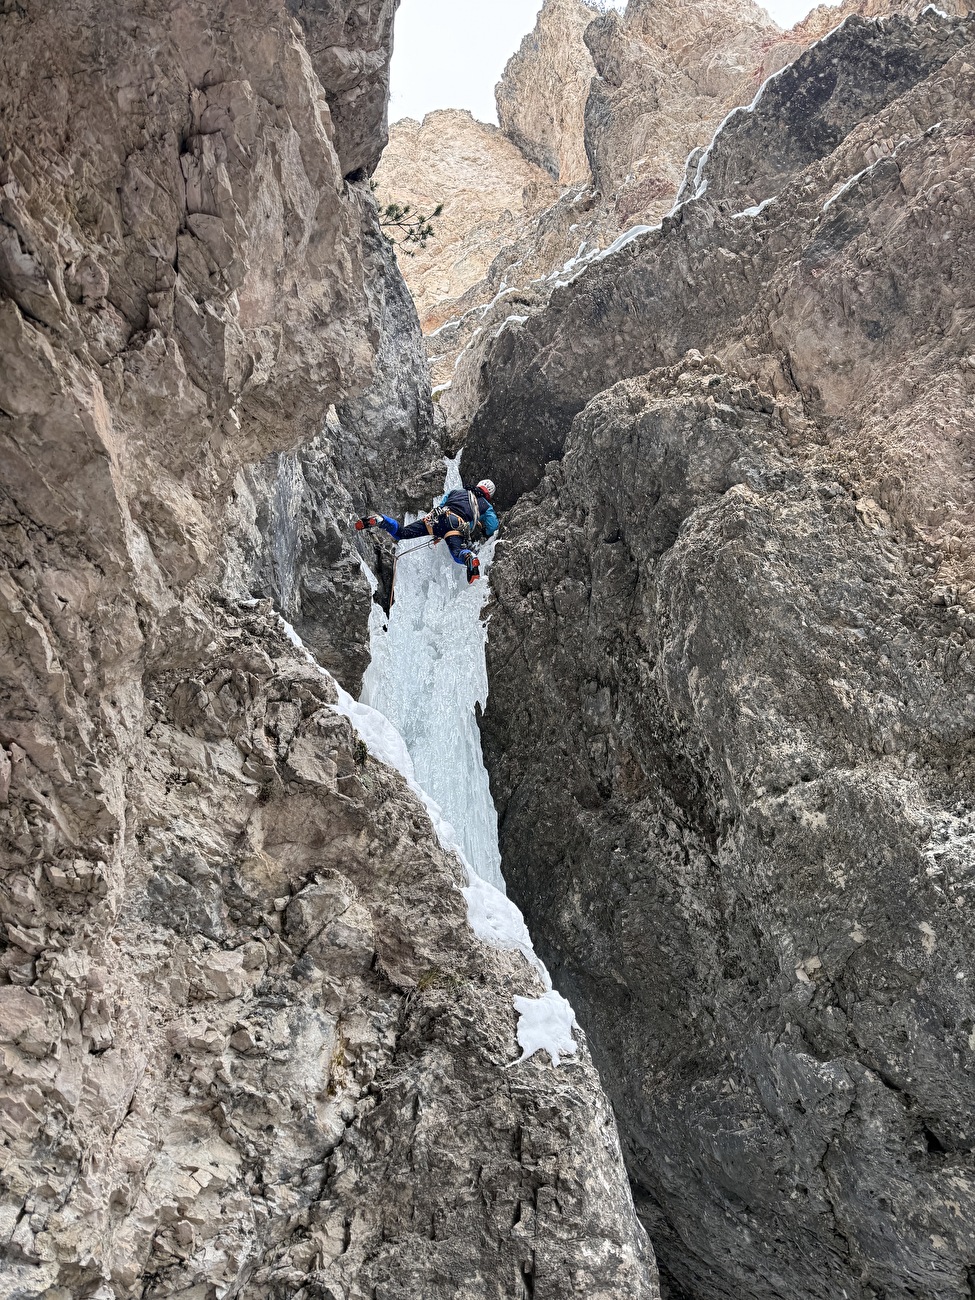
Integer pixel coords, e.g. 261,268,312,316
424,491,485,547
424,505,471,547
354,494,485,603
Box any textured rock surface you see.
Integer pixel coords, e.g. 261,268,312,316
796,0,971,43
385,0,787,387
372,110,557,332
285,0,399,178
464,10,975,507
480,10,975,1299
0,0,658,1295
488,362,975,1300
224,224,443,694
423,0,794,421
583,0,784,228
496,0,596,185
410,0,972,406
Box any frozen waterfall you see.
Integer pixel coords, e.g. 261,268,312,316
274,602,579,1066
263,462,579,1071
315,458,578,1067
361,458,503,889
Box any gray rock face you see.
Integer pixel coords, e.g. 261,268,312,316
674,8,973,210
463,10,974,509
486,359,975,1300
286,0,400,178
224,224,443,693
479,10,975,1299
583,0,783,218
0,0,657,1294
495,0,596,185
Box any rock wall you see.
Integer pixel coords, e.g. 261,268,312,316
464,10,975,507
224,224,443,694
428,0,801,421
285,0,399,178
381,0,791,393
583,0,787,227
401,0,971,409
372,110,558,333
479,10,975,1299
496,0,596,185
0,1,657,1295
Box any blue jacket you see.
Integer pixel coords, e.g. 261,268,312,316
440,488,499,540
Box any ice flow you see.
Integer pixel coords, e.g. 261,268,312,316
362,458,503,889
275,591,578,1067
344,459,577,1067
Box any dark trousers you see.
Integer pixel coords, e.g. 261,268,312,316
382,514,471,565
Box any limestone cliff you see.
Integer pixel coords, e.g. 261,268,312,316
428,0,795,410
372,110,558,333
374,0,598,357
496,0,596,186
0,1,657,1295
224,224,443,694
583,0,787,228
476,9,975,1298
380,0,788,389
397,0,972,406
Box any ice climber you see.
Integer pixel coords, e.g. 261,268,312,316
355,479,499,584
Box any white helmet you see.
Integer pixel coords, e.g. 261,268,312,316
476,478,496,501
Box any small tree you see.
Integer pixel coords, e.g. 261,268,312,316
371,181,443,257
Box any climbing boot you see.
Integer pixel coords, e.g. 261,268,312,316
354,514,383,532
465,554,480,584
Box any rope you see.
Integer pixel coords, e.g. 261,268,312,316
390,538,436,605
397,539,437,559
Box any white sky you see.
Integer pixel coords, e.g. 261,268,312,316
388,0,831,126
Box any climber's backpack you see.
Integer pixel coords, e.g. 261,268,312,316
466,489,486,544
432,488,483,546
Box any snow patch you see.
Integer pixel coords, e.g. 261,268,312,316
731,195,777,219
426,319,456,339
492,314,529,339
822,166,870,210
592,223,658,264
462,870,539,974
277,616,313,657
452,326,483,371
690,105,747,198
512,990,578,1067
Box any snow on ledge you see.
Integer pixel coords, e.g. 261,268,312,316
731,195,777,220
492,314,529,339
594,223,658,261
